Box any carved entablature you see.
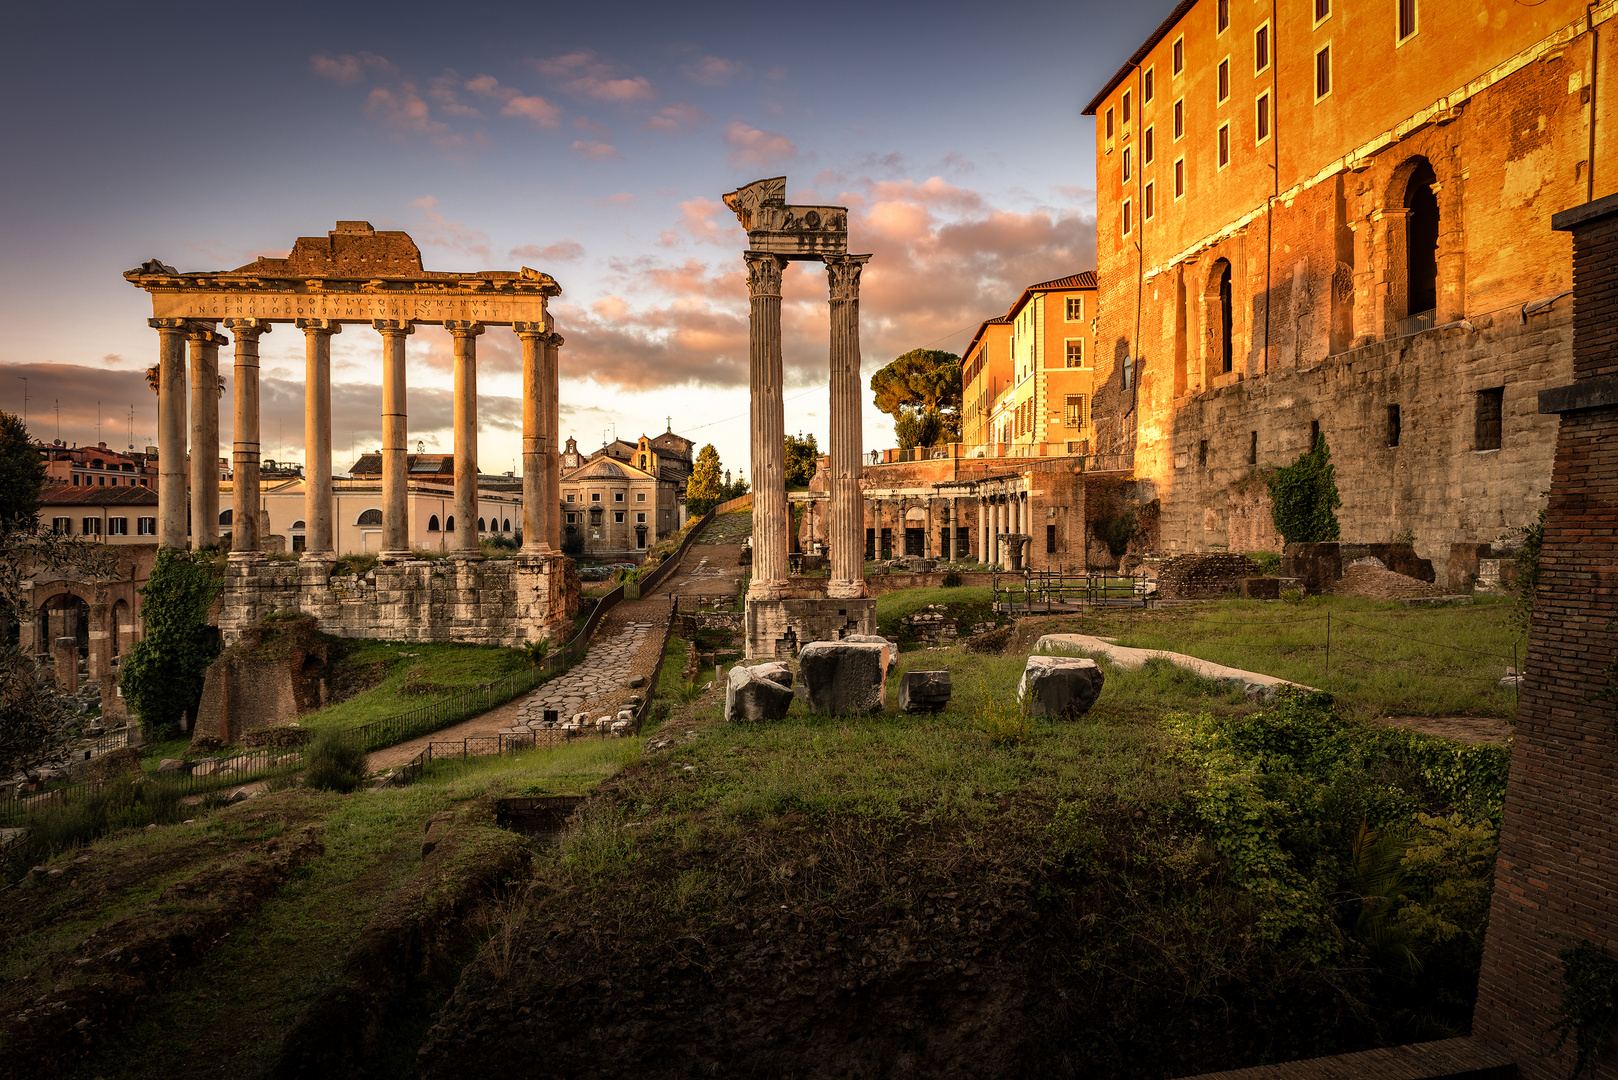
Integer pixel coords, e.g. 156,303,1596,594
723,176,849,260
123,223,562,326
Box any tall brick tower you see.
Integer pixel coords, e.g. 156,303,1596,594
1473,194,1618,1077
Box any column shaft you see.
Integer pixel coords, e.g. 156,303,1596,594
826,254,871,599
745,252,789,600
188,326,224,549
516,324,551,553
945,497,955,561
544,328,564,553
376,321,413,559
299,320,339,560
151,320,188,549
224,320,268,559
448,321,485,559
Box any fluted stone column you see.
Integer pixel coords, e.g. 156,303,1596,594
375,320,413,561
978,496,988,564
825,254,871,599
447,321,485,560
745,252,789,600
188,325,225,549
944,498,955,561
224,319,269,560
151,319,189,549
298,320,340,561
516,322,551,553
543,328,564,553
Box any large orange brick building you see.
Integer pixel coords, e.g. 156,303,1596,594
1083,0,1612,558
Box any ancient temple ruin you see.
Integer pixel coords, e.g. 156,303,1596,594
722,178,878,656
124,222,576,647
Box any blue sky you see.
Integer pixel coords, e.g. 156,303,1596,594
0,0,1167,478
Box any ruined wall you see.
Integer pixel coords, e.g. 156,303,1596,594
193,615,330,745
216,554,576,649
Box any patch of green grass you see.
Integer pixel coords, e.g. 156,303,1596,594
1041,596,1522,719
874,586,995,623
416,737,642,798
295,640,533,735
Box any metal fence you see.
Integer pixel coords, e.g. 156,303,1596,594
992,569,1152,613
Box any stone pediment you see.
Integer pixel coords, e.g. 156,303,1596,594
565,457,651,481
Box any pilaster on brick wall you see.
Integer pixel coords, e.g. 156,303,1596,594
1471,194,1618,1079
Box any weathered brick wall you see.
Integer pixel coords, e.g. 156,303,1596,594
1156,553,1260,600
1472,197,1618,1077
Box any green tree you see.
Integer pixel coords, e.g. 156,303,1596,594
784,432,820,489
0,412,45,529
685,444,725,516
870,349,962,448
119,549,223,738
1267,434,1342,545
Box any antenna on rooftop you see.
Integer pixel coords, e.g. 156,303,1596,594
127,404,135,451
15,377,27,428
55,400,61,442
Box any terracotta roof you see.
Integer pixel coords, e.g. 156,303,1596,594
39,485,158,507
963,315,1012,359
1027,272,1097,291
1082,0,1198,116
349,453,458,477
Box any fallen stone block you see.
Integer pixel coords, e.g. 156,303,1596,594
899,670,951,713
725,663,796,723
841,634,900,678
799,641,888,716
1017,655,1105,719
156,758,188,775
749,661,794,689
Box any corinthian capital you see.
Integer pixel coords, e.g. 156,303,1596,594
744,251,786,298
223,318,273,337
825,254,872,302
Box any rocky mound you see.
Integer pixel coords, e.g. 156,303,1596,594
1328,564,1439,600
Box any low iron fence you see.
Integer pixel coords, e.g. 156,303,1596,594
992,569,1152,612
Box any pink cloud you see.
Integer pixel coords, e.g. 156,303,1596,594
466,74,562,128
532,50,656,103
592,192,636,207
723,122,797,170
310,51,395,85
408,196,491,263
671,198,729,245
642,103,708,135
428,70,483,118
365,84,457,142
682,55,745,86
510,240,585,263
571,139,623,161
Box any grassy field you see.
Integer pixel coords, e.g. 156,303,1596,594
294,640,533,735
1030,595,1522,720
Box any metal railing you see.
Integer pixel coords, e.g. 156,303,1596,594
992,569,1152,612
1395,308,1437,338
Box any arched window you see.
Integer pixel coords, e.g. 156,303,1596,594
503,518,511,532
478,517,486,532
291,520,305,530
446,516,455,532
428,515,440,532
1205,258,1234,378
356,508,383,526
219,508,233,526
1404,158,1439,319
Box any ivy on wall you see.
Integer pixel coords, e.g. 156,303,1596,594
1267,434,1342,546
119,549,223,738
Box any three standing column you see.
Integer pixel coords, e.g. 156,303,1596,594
298,319,340,561
745,252,789,600
446,321,485,560
151,319,189,550
224,319,270,559
516,322,552,553
825,254,871,600
188,325,226,549
375,320,414,561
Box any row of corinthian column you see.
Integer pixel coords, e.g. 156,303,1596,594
148,317,563,563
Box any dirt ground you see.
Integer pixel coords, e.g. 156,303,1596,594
1378,715,1513,746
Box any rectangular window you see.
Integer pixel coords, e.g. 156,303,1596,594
1144,181,1155,220
614,511,625,523
1217,124,1231,168
1476,387,1504,450
614,492,624,502
591,492,601,502
1173,98,1184,140
1310,419,1321,445
635,492,646,502
1047,524,1057,554
1387,404,1402,447
108,517,128,535
1217,58,1230,103
97,475,106,486
1248,431,1259,465
1066,340,1084,367
1217,0,1229,32
72,474,80,486
566,493,576,502
1315,0,1331,23
1173,36,1184,74
137,517,155,535
1065,296,1084,320
1315,45,1331,99
1254,23,1270,74
1106,107,1115,139
1255,92,1271,143
1064,395,1089,427
1398,0,1417,41
1174,157,1186,199
52,517,71,534
1122,89,1131,125
82,517,101,535
1143,125,1154,165
1122,146,1131,181
566,512,576,524
1198,439,1209,467
1143,66,1154,103
1122,199,1132,236
636,512,646,523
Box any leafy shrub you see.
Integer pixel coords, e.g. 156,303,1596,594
1267,434,1342,545
1551,941,1618,1079
561,530,586,557
524,638,552,665
1512,507,1545,627
120,549,223,738
1094,510,1138,558
332,552,379,577
1250,551,1283,576
8,775,185,869
303,729,369,793
974,693,1031,746
941,570,963,587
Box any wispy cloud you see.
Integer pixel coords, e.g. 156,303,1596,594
532,50,657,103
570,139,623,161
642,103,708,134
408,196,491,262
723,122,797,170
682,55,745,86
309,51,396,85
510,240,585,263
465,74,562,128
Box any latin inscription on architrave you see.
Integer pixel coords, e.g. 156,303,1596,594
148,291,551,324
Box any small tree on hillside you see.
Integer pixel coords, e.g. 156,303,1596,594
0,412,45,529
784,432,820,489
119,549,223,738
1267,434,1342,546
686,444,725,515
